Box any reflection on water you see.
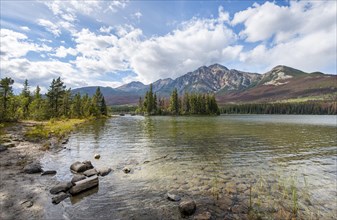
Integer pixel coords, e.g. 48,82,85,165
41,115,337,219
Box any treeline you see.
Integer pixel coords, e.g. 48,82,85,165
0,77,107,122
220,102,337,115
136,85,220,115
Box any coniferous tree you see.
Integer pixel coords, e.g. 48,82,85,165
0,77,14,121
169,88,179,115
46,77,66,118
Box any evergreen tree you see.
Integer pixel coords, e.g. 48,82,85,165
170,88,179,115
46,77,66,118
100,96,107,116
29,85,46,120
20,79,32,119
0,77,14,121
71,93,82,118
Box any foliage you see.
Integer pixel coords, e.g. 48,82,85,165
0,77,109,123
136,87,220,116
220,102,337,115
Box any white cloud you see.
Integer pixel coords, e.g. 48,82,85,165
20,26,30,31
233,1,336,73
37,19,61,36
0,29,51,60
132,11,142,22
52,46,78,58
99,26,113,34
218,6,230,23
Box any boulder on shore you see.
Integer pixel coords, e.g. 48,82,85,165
52,192,69,204
179,200,196,216
70,161,93,173
94,154,100,159
98,167,112,176
0,145,8,152
50,182,73,195
167,192,181,202
24,163,43,174
83,168,98,177
69,175,99,195
71,174,86,184
122,167,131,174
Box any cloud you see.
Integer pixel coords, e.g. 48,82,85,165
0,29,51,60
52,46,78,58
233,1,336,73
129,15,240,83
132,11,142,22
20,26,30,31
37,19,62,36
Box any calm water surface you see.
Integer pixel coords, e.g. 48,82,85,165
41,115,337,219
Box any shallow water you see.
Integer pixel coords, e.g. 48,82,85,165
41,115,337,219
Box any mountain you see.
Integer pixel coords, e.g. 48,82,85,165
73,64,336,105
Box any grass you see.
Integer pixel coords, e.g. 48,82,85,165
25,118,88,141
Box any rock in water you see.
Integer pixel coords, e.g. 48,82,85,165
98,167,112,176
2,142,15,148
167,192,181,201
83,168,98,177
41,170,57,176
69,175,99,195
122,167,131,173
52,192,69,204
50,182,73,195
179,200,196,216
94,154,100,159
193,212,211,220
71,174,86,184
24,163,42,174
70,161,93,173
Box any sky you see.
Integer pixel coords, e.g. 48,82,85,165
1,0,336,93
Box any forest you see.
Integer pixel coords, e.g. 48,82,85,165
220,102,337,115
0,77,107,122
136,85,220,115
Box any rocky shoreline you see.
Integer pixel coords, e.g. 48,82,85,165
0,121,76,219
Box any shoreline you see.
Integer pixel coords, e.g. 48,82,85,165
0,119,88,220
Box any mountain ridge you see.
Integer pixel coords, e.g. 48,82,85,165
72,64,336,105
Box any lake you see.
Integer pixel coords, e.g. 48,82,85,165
41,115,337,219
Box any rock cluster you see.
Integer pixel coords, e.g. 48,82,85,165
49,160,112,204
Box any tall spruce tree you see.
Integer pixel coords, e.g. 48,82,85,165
0,77,14,121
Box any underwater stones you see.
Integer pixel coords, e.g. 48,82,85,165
41,170,57,176
179,200,196,216
0,144,8,152
70,161,93,173
71,174,86,184
94,154,100,159
52,192,69,204
50,182,73,195
69,175,99,195
83,168,98,177
98,167,112,176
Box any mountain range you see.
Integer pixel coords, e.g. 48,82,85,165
72,64,336,105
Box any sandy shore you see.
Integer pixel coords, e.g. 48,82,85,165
0,122,62,220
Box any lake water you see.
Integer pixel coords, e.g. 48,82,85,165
41,115,337,219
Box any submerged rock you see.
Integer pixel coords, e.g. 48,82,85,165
122,167,131,173
70,161,93,173
41,170,57,176
94,154,100,159
167,192,181,201
98,167,112,176
24,163,42,174
52,192,69,204
179,200,196,216
2,142,15,148
194,211,212,220
83,168,98,177
69,175,99,195
50,182,72,195
71,174,86,184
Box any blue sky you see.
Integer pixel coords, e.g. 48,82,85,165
1,0,336,92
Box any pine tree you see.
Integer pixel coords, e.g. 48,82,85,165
46,77,66,118
170,88,179,115
29,85,46,120
0,77,14,121
71,93,82,118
